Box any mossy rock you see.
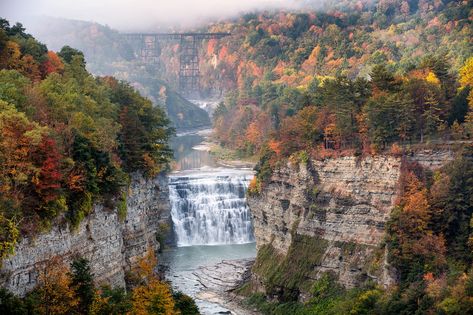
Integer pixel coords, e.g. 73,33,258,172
252,234,329,301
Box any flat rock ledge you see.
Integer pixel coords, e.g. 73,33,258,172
193,259,259,315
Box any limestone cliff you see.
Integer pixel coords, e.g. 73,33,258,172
0,173,172,296
247,152,453,301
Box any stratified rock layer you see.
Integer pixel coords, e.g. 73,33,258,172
0,174,171,296
249,156,402,294
248,151,454,299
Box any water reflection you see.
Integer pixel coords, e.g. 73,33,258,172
170,130,218,171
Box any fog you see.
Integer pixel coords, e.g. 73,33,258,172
1,0,315,31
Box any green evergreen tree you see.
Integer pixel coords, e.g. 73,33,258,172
70,257,95,314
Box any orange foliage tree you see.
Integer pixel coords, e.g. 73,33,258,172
387,171,447,282
130,248,176,315
32,257,79,315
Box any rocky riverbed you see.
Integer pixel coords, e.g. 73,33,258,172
194,259,259,315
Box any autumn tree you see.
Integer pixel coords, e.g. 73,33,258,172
41,51,64,76
29,257,79,315
130,248,176,315
278,105,324,156
0,101,46,205
386,171,447,283
459,57,473,135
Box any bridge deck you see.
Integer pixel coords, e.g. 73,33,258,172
123,32,230,41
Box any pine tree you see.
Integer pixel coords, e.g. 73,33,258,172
422,88,442,141
70,257,95,314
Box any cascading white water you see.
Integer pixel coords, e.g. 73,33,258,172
169,170,255,246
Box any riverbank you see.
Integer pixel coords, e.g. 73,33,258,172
191,135,257,169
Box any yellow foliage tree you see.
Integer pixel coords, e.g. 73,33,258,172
130,248,177,314
33,257,79,315
131,279,176,315
425,71,440,85
459,57,473,134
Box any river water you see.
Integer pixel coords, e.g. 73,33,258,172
159,127,256,314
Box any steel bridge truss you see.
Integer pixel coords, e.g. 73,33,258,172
123,33,230,94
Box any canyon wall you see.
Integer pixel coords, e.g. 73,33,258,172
248,151,454,300
0,173,172,296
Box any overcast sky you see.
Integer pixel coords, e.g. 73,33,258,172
1,0,310,30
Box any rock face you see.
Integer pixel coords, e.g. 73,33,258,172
248,152,456,299
0,173,172,296
248,156,402,297
407,149,454,170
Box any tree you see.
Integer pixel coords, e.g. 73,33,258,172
41,51,64,76
70,257,95,314
0,213,19,263
0,101,46,204
0,70,32,116
0,288,27,315
318,76,359,145
30,257,79,315
90,286,132,315
130,249,176,315
173,291,199,315
422,88,443,139
370,64,399,93
459,57,473,135
32,137,63,204
58,46,85,65
364,93,414,147
387,171,447,283
436,148,473,263
131,280,176,315
278,106,324,156
109,81,173,176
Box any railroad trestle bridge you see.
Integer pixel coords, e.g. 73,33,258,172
122,32,230,94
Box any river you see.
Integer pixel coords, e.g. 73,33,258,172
159,127,257,314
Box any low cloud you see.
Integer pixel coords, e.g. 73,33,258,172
1,0,314,31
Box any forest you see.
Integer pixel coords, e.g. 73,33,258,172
0,0,472,314
183,0,473,175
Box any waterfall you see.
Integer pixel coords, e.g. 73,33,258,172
169,170,255,246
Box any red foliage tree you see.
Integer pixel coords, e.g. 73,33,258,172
41,51,64,77
33,137,63,203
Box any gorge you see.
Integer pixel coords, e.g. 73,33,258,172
1,0,473,313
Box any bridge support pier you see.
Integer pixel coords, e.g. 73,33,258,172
123,32,230,95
